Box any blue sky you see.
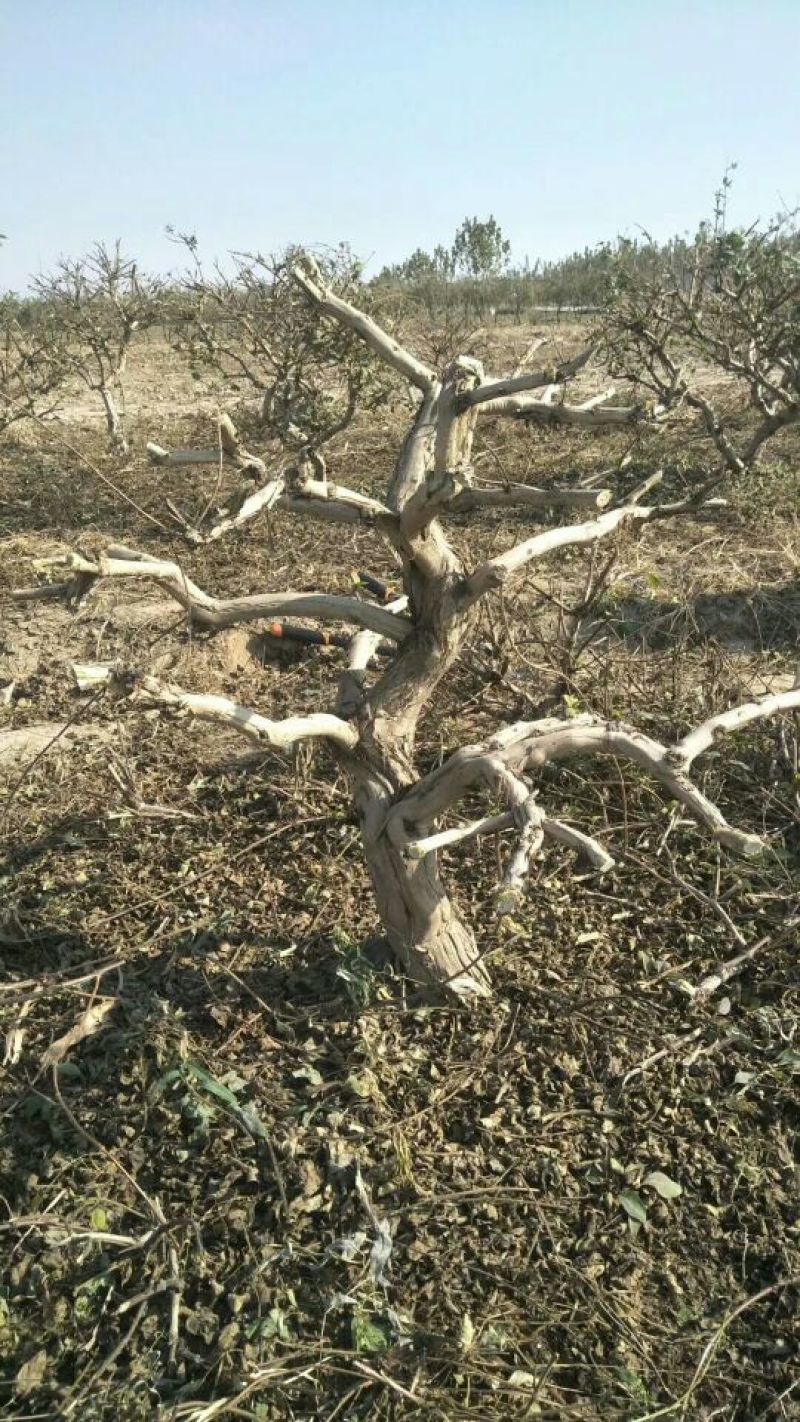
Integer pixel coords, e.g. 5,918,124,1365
2,0,798,291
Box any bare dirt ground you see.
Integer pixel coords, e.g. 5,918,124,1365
1,325,798,1420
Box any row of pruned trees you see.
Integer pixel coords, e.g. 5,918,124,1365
2,196,799,481
0,238,395,456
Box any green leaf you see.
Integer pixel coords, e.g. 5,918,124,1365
185,1061,268,1139
619,1189,648,1224
351,1311,390,1355
644,1170,682,1200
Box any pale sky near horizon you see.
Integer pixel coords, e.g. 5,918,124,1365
1,0,798,293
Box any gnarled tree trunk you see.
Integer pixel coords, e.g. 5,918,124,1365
354,767,490,998
100,385,127,452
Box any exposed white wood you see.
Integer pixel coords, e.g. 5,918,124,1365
671,687,800,768
134,675,359,750
449,482,612,514
404,810,614,873
386,712,767,861
540,817,615,873
575,386,616,410
627,470,664,504
465,505,652,600
184,477,286,543
338,596,409,717
496,794,545,914
464,346,594,408
42,546,412,641
147,441,267,479
405,811,513,858
147,414,267,477
477,393,639,425
291,257,436,392
287,477,391,516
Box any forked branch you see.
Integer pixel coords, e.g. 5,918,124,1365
17,545,411,641
386,694,797,887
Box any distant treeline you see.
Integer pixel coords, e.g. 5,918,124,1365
370,214,721,322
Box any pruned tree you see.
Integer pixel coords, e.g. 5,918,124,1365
16,257,800,1001
599,198,800,477
170,238,394,448
32,241,161,452
0,294,68,437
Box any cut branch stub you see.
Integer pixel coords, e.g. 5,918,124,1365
399,358,483,538
433,356,483,482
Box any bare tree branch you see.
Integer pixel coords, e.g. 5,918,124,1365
132,674,359,750
182,477,286,543
461,346,595,408
23,546,412,641
476,393,640,425
464,504,652,600
385,710,772,863
449,481,612,514
671,686,800,769
291,256,436,392
338,595,409,717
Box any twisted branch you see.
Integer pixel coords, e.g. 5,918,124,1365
132,674,358,750
16,545,411,641
385,698,796,895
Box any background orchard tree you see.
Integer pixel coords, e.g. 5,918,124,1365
0,292,68,438
17,257,800,1000
598,192,800,478
32,241,161,453
170,236,394,449
375,242,480,368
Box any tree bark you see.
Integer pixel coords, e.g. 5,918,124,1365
100,386,127,452
353,766,491,999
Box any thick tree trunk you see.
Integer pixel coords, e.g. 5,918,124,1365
100,387,127,452
355,769,490,999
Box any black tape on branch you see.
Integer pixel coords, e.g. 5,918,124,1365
266,622,350,650
355,570,398,603
263,621,393,657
